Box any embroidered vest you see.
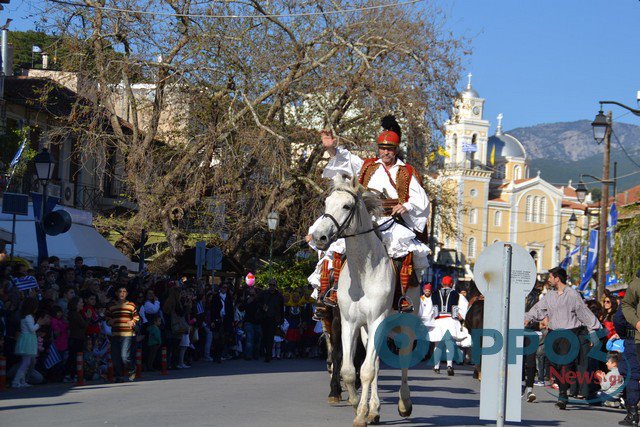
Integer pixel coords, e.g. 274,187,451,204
358,158,423,203
432,288,460,314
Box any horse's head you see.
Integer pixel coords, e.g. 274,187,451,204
311,174,380,251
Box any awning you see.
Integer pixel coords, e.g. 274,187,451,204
0,203,137,270
0,226,12,243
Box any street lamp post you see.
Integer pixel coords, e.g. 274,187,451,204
267,211,279,278
581,100,640,300
33,148,55,264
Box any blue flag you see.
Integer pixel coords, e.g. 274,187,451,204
560,245,581,270
9,138,28,168
607,202,618,275
45,343,63,369
579,230,598,291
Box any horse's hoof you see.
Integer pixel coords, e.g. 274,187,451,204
398,404,412,418
353,419,367,427
367,414,380,424
328,396,341,404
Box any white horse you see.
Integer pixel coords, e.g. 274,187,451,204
311,175,418,427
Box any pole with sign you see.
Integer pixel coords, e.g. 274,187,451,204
195,241,206,279
473,242,536,424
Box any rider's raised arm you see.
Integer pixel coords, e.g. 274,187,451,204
322,147,364,180
320,130,364,180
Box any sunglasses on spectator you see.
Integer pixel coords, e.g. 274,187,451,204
603,299,611,304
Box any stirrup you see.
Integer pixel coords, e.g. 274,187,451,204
313,306,328,321
398,296,414,313
322,288,338,308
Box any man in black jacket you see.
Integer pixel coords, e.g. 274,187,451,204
523,280,544,402
257,279,284,362
210,283,235,362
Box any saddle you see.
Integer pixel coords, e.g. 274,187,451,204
319,252,418,311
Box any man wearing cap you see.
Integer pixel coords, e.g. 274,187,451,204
418,283,437,359
430,275,469,376
311,116,430,314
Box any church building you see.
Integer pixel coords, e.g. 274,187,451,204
435,75,588,272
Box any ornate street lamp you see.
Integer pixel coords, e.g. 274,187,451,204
591,109,609,145
33,148,56,264
575,180,588,204
568,213,578,233
267,211,279,278
34,148,55,182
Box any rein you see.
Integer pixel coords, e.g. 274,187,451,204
322,188,393,241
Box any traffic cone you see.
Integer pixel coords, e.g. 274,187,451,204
135,348,142,379
0,356,6,391
76,352,85,386
107,353,114,382
161,347,168,375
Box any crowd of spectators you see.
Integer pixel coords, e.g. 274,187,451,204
0,255,325,388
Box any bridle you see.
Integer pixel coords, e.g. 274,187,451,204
321,188,393,242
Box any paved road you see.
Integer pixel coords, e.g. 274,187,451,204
0,358,623,426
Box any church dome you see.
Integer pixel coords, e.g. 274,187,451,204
487,114,527,160
488,132,527,159
460,87,479,99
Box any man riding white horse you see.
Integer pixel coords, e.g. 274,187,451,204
308,116,431,317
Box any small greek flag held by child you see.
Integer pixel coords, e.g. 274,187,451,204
45,343,63,369
12,276,38,292
196,301,205,315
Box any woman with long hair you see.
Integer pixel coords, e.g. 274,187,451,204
601,294,618,339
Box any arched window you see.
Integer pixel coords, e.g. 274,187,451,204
525,196,532,222
524,165,529,178
533,196,539,223
469,208,477,224
539,197,546,223
514,165,522,180
468,237,476,259
494,210,502,227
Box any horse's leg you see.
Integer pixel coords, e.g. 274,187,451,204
355,320,381,427
367,355,381,425
398,367,412,417
340,320,360,409
329,312,343,404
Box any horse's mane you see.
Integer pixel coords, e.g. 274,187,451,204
332,177,382,217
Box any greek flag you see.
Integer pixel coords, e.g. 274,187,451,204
196,301,205,315
560,245,581,270
44,343,62,369
579,230,598,291
9,138,28,168
12,276,38,292
32,45,42,53
461,142,477,153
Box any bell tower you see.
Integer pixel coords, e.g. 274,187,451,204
444,73,490,168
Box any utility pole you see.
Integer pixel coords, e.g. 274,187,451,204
596,111,612,301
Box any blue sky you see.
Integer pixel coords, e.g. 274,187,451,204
433,0,640,131
3,0,640,132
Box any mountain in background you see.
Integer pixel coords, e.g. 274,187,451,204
505,120,640,192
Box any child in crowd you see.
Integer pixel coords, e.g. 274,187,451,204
12,298,50,388
50,306,69,365
273,319,287,360
147,315,162,370
595,353,623,408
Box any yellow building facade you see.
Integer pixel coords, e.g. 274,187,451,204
436,76,587,272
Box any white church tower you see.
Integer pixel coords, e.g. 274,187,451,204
444,73,490,168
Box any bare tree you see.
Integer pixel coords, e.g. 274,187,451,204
41,0,465,270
